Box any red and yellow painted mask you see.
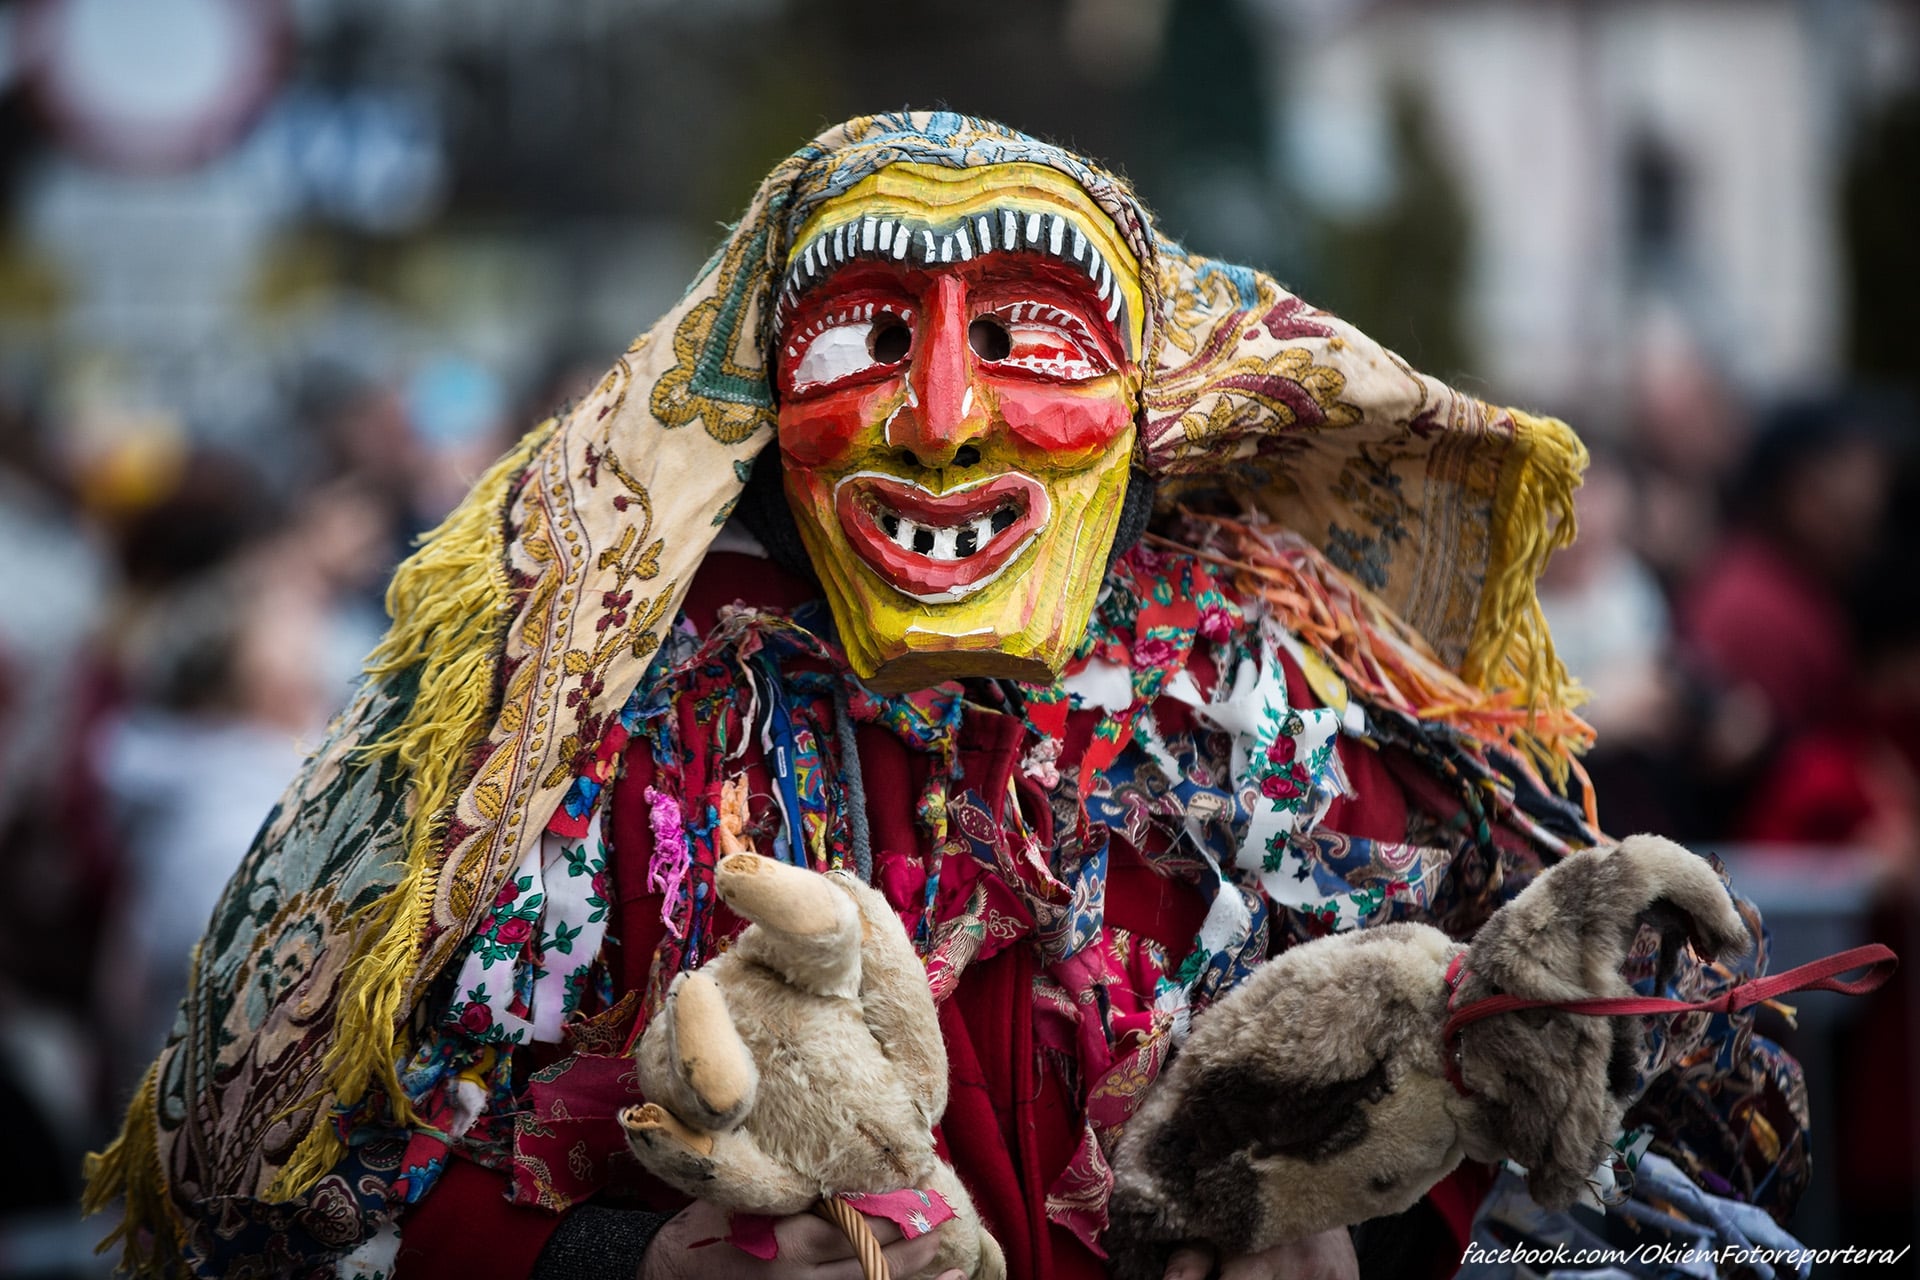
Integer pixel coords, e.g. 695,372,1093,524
773,162,1146,692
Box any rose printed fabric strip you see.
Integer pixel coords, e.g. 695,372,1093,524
446,807,612,1045
1196,618,1358,926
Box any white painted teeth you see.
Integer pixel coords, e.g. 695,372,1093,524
879,509,1006,561
776,205,1129,334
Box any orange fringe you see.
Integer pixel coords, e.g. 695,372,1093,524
1151,513,1594,787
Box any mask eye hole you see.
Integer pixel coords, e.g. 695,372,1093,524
968,316,1012,361
981,302,1114,382
784,305,914,394
869,317,913,364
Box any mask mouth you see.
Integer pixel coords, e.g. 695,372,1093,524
834,470,1049,604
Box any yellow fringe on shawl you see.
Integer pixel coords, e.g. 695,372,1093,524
1460,409,1589,751
81,1061,188,1278
1163,411,1595,786
263,420,553,1204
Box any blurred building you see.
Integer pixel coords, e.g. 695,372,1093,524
1,0,1914,448
1252,0,1918,420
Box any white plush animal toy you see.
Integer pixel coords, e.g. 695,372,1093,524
621,778,1005,1280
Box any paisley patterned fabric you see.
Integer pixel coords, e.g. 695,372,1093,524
88,111,1590,1276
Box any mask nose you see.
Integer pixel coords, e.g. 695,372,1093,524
892,274,991,468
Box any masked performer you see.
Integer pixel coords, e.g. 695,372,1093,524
87,113,1809,1280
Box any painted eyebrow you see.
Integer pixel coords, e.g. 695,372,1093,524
775,205,1128,338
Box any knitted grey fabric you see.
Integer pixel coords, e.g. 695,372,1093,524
531,1204,675,1280
833,681,874,883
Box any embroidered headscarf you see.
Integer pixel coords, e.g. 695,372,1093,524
86,110,1586,1273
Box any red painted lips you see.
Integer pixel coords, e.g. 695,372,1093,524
834,471,1050,602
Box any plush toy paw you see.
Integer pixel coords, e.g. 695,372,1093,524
1450,834,1751,1207
717,850,855,938
666,970,757,1128
621,1101,713,1158
619,1103,818,1215
710,851,868,1000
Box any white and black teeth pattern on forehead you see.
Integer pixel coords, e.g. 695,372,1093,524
775,206,1132,341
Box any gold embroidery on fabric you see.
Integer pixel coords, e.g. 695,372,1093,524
650,228,779,445
1161,345,1361,448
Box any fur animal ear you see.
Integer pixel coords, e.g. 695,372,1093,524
1466,835,1750,1003
1588,834,1752,968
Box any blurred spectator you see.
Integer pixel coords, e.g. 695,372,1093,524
277,477,396,715
0,418,105,843
1625,318,1749,593
1731,397,1920,863
305,372,425,563
1540,451,1675,749
1731,423,1920,1259
92,567,310,1085
0,401,112,1253
0,399,110,846
1680,394,1895,744
1539,449,1717,838
1736,595,1920,864
88,445,398,1088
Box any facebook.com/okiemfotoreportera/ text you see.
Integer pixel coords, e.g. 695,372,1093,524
1461,1243,1913,1270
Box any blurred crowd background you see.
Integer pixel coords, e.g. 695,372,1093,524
0,0,1916,1274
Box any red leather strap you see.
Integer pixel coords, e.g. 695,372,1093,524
1440,943,1898,1097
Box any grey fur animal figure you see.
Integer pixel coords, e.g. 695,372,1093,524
1105,835,1750,1278
620,779,1005,1280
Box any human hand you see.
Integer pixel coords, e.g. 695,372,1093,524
638,1197,961,1280
1160,1227,1359,1280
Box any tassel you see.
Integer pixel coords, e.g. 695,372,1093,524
270,418,556,1203
81,1061,188,1277
1461,409,1589,736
